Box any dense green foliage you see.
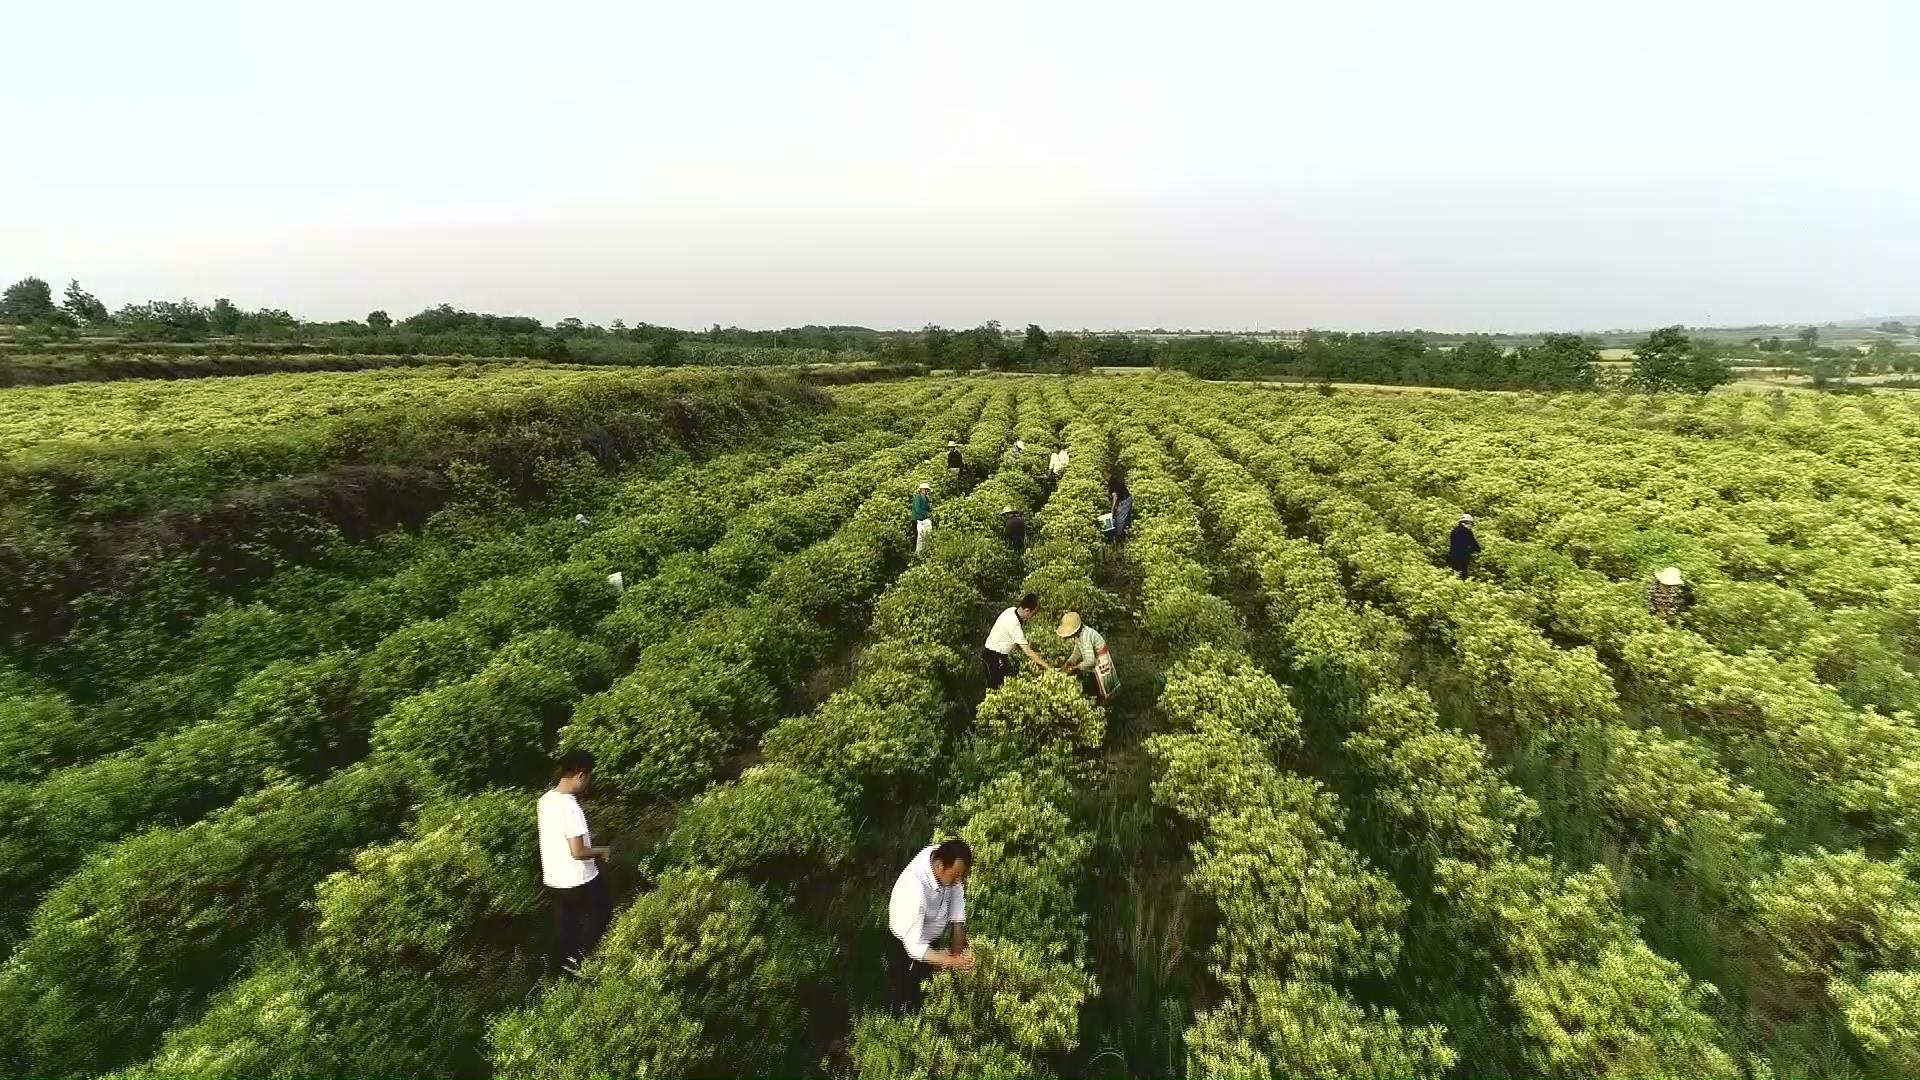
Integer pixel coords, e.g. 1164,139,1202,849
1,372,1918,1078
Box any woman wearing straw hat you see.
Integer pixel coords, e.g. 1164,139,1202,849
1646,566,1693,621
1056,611,1117,703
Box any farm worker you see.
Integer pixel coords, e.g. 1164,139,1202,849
574,513,591,530
887,838,975,1013
911,482,934,554
539,750,612,977
983,591,1050,690
1003,505,1026,551
1009,439,1026,462
1647,566,1693,621
1049,447,1069,476
1448,514,1481,578
947,440,964,482
1105,464,1133,542
1057,611,1118,702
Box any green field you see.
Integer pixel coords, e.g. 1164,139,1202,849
2,367,1919,1078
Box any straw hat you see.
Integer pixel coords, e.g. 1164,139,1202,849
1015,440,1026,450
1003,505,1019,514
947,440,959,447
917,481,931,491
1656,566,1684,586
1056,611,1083,637
1459,513,1474,525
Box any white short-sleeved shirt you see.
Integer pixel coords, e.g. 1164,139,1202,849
984,607,1028,655
889,845,967,960
537,789,598,889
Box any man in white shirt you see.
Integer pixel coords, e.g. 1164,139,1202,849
983,591,1050,691
538,750,612,976
887,838,975,1012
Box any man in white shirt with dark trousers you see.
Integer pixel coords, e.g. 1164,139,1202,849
887,838,975,1012
538,750,612,977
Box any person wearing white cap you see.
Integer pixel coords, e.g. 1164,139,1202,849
1448,513,1480,579
1056,611,1117,702
1646,566,1692,621
1002,505,1026,551
1008,439,1026,463
911,482,934,554
946,441,964,483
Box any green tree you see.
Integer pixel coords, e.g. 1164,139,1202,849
209,298,242,335
366,310,392,331
1517,333,1600,389
1450,337,1508,388
1,276,57,323
1797,325,1819,350
1022,323,1053,359
61,280,111,326
1630,326,1700,393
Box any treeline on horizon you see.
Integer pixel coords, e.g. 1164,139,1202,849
3,274,1913,392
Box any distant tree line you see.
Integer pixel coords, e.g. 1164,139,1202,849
12,273,1908,392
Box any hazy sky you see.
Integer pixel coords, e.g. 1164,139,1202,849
5,0,1915,331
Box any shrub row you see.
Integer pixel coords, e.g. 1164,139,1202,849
847,396,1107,1078
97,390,991,1079
1165,411,1742,1078
1086,409,1453,1078
1,369,836,658
485,386,1037,1077
1191,419,1779,876
1239,402,1920,838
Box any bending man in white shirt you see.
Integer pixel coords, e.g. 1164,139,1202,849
982,591,1050,691
537,750,613,976
887,838,975,1013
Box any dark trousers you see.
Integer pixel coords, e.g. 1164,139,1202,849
890,949,937,1014
983,649,1010,690
1449,558,1471,579
551,873,610,974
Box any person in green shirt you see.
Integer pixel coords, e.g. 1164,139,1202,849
911,482,933,554
1056,611,1117,702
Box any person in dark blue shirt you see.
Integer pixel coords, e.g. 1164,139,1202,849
1448,513,1481,578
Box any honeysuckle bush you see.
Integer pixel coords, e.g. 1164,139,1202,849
939,769,1090,950
1345,686,1537,863
1184,977,1458,1080
0,763,413,1077
1156,648,1302,749
0,648,378,940
759,662,948,804
1751,848,1920,981
354,614,495,711
119,790,549,1078
974,671,1107,771
657,763,854,881
1190,801,1409,984
487,868,827,1080
845,939,1095,1080
371,659,579,797
1505,942,1739,1080
1831,971,1920,1076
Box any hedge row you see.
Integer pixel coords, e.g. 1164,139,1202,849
481,389,1032,1078
97,388,992,1079
846,388,1107,1079
1,368,835,659
1166,408,1741,1078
